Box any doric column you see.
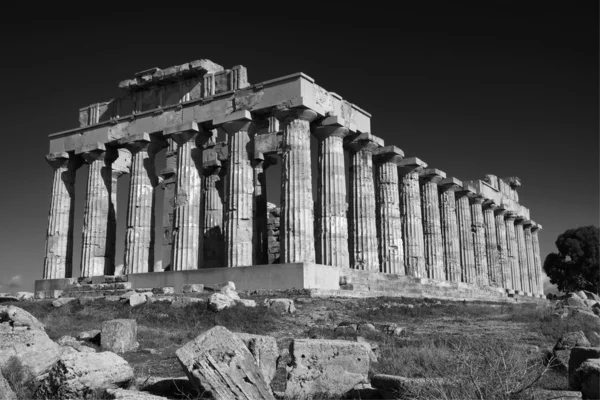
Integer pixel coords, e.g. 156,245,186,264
215,111,255,268
515,217,529,293
398,157,428,277
439,178,462,282
494,208,509,288
120,134,161,274
78,144,115,277
504,212,519,291
523,221,536,295
202,160,225,268
314,116,350,268
531,223,544,297
373,146,405,274
43,152,79,279
160,137,178,270
470,195,489,286
419,168,446,280
252,154,276,265
482,201,500,286
455,185,476,283
164,122,206,271
346,133,383,271
277,107,318,263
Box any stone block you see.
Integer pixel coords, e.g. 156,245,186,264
152,287,175,295
264,298,296,313
569,347,600,389
235,332,279,385
182,284,204,293
129,293,147,308
101,319,138,354
52,297,77,308
571,358,599,400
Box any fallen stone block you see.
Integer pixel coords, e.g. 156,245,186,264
104,388,168,399
152,287,175,295
380,323,404,336
553,331,591,370
57,335,96,353
356,336,379,363
208,293,235,312
572,358,599,400
120,291,137,299
176,326,274,400
77,329,101,344
106,295,121,302
135,288,154,293
129,293,148,307
335,322,357,337
182,284,204,293
583,291,600,302
357,323,377,334
171,297,204,308
285,339,370,398
566,295,587,308
236,299,257,307
569,347,600,389
148,296,174,304
0,305,45,330
52,297,77,308
102,319,138,353
371,374,445,398
37,351,134,399
265,298,296,313
213,281,236,291
235,332,279,385
15,292,34,300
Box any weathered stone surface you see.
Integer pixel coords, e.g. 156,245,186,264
531,225,544,296
571,358,600,400
57,335,96,353
285,339,370,398
0,296,19,303
236,299,257,307
265,298,296,313
15,292,34,300
371,374,443,398
203,163,225,268
152,287,175,295
104,388,168,399
38,351,134,399
553,331,591,370
102,319,138,353
175,326,274,400
0,371,16,400
569,347,600,389
129,293,148,307
182,284,204,293
77,329,101,343
495,209,509,288
170,297,204,308
524,224,537,294
483,203,500,286
419,169,445,280
335,322,358,337
0,305,45,330
439,178,462,282
514,219,530,292
235,332,279,385
456,188,475,283
208,293,235,312
504,213,519,290
567,295,587,308
470,197,489,286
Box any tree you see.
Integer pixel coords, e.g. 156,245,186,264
543,225,599,294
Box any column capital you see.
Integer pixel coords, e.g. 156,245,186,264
482,199,498,210
213,110,254,134
439,177,463,191
313,115,350,139
345,132,384,153
455,183,477,199
419,168,446,184
202,159,222,175
531,221,543,231
163,121,211,145
373,145,405,165
76,143,114,164
119,133,167,155
45,152,70,169
522,220,533,228
514,215,528,225
274,107,318,124
398,156,427,174
504,211,518,221
469,195,486,205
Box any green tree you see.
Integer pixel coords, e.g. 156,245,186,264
543,225,599,294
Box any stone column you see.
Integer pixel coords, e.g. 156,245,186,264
523,221,536,295
531,223,544,297
347,133,383,271
277,108,318,264
216,110,255,268
253,154,276,265
120,134,161,274
494,208,509,289
455,185,476,284
160,138,178,270
470,196,489,286
439,178,462,282
515,217,529,293
43,152,79,279
314,116,350,268
398,157,428,277
504,212,519,292
78,144,115,277
482,201,500,286
419,168,446,280
373,146,405,274
202,160,225,268
164,122,205,271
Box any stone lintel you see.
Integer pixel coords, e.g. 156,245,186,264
439,177,463,191
75,142,106,155
254,132,282,156
344,132,384,153
456,183,477,198
163,121,199,137
397,157,427,176
372,145,405,165
212,109,252,127
419,168,446,183
118,132,151,145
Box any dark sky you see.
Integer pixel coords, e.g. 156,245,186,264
0,2,597,293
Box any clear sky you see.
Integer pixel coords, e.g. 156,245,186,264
0,2,597,294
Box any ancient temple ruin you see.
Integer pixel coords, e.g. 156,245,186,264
37,58,544,301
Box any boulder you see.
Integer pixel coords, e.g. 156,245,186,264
357,323,377,335
355,336,379,363
182,284,204,293
236,299,257,307
52,297,77,308
235,332,279,385
0,306,61,383
102,319,138,353
380,323,404,336
15,292,34,301
0,371,17,400
129,293,148,307
77,329,101,344
574,291,588,300
57,335,96,353
583,291,600,302
175,326,274,400
572,358,600,400
152,287,175,295
569,347,600,389
553,331,591,370
106,295,121,302
285,339,370,398
583,300,599,308
37,351,134,399
213,281,236,292
207,293,235,312
566,295,587,308
104,388,168,399
120,291,137,299
335,322,357,337
265,298,296,313
171,297,204,308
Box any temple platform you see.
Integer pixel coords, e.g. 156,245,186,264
35,263,546,304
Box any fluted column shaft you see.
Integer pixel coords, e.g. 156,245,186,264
44,154,77,279
253,159,268,265
316,125,350,268
279,108,317,263
349,149,379,270
504,213,519,291
483,205,500,286
495,210,509,288
400,168,426,277
440,180,461,282
524,224,536,294
420,170,445,280
171,130,202,271
471,198,489,286
531,227,543,296
203,166,224,268
375,156,404,274
515,219,529,292
223,118,254,268
456,192,475,283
